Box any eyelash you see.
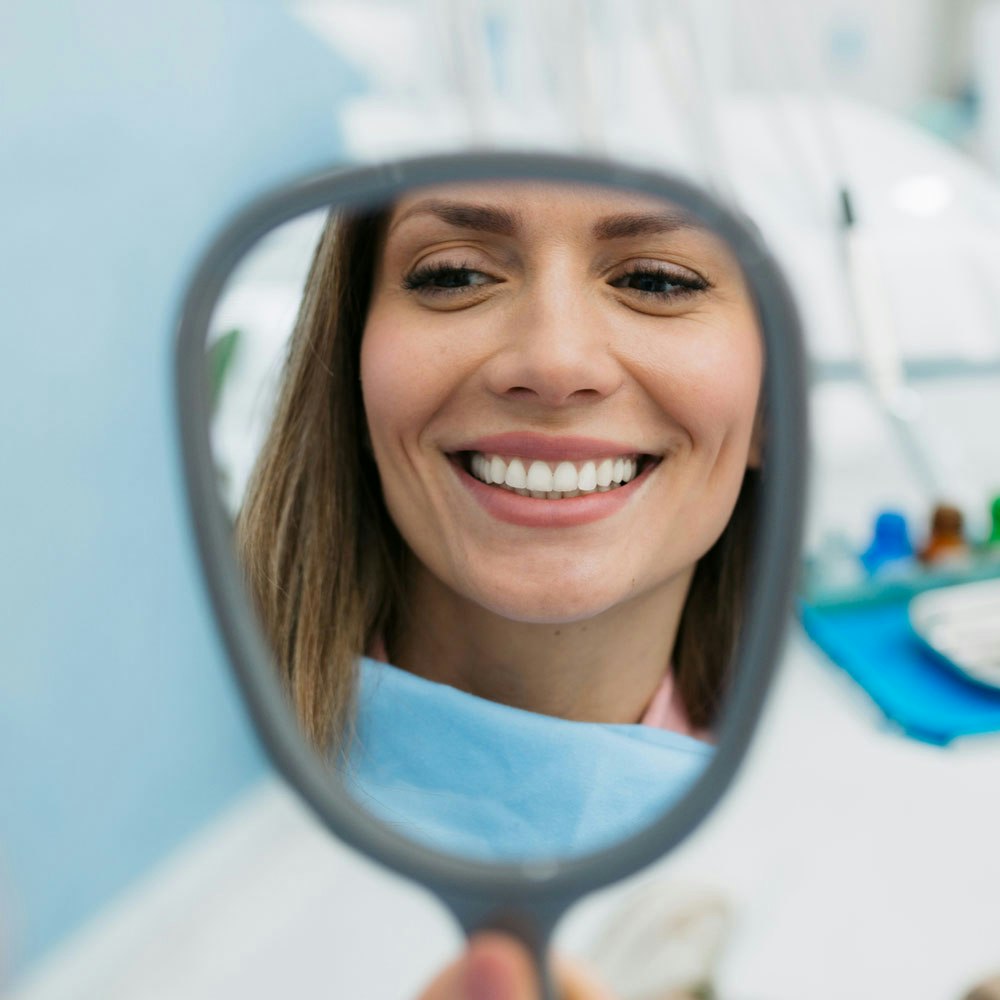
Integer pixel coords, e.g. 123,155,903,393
401,262,710,299
402,261,491,295
610,265,709,299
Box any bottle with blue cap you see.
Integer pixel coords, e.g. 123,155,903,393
861,509,916,577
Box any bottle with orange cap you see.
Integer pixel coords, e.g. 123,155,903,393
919,503,971,566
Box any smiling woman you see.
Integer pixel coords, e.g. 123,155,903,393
235,180,762,759
223,177,766,864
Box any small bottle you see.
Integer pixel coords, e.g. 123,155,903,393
860,510,915,577
981,494,1000,564
988,495,1000,548
919,503,970,566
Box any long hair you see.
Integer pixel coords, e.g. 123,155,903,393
237,207,759,749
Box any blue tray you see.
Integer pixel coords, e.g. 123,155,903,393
799,597,1000,746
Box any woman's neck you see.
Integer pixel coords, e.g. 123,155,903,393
389,565,694,724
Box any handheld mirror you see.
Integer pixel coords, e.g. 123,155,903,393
174,152,806,993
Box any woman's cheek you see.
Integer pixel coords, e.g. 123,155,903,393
640,373,743,457
361,313,435,435
672,327,761,444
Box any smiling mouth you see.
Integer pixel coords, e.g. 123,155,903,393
457,451,658,499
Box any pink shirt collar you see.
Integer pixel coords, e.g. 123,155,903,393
638,670,709,740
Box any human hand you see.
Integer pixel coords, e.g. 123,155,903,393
416,932,616,1000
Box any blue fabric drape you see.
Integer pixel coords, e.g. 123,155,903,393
343,658,714,860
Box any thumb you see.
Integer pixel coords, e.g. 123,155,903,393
418,933,541,1000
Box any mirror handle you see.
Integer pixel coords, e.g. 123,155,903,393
440,892,568,999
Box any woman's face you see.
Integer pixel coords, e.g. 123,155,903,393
360,181,762,624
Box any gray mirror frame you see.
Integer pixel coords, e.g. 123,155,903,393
174,151,807,988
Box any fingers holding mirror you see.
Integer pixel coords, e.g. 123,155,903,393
416,933,616,1000
186,155,804,880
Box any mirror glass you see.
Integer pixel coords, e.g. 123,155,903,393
205,176,768,862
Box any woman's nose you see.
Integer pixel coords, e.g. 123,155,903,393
482,282,625,407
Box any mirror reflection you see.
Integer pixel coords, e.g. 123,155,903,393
208,180,764,861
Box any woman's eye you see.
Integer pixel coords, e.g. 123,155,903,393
610,268,708,299
403,264,497,295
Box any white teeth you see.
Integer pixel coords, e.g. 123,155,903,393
490,455,506,485
552,461,577,493
505,458,527,489
526,460,554,492
467,451,645,498
577,461,597,492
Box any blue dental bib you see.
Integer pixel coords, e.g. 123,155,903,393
342,657,714,861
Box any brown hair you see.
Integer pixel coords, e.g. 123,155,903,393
237,207,759,750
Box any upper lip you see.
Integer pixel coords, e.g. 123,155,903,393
447,432,655,462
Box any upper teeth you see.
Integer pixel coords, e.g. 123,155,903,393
468,453,640,497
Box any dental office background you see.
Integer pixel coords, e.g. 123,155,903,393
3,1,1000,998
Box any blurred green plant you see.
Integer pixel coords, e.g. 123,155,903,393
207,328,241,413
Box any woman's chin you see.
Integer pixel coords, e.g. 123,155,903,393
468,579,625,626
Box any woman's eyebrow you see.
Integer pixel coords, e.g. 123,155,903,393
592,210,705,240
389,199,520,237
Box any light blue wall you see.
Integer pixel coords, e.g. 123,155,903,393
0,1,364,980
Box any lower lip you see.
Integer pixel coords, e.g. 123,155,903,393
453,460,656,528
